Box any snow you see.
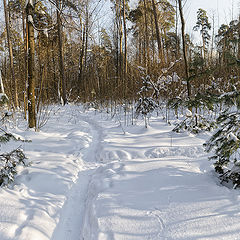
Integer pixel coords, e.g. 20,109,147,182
228,132,238,142
186,109,193,118
0,105,240,239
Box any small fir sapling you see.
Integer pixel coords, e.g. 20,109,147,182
172,111,216,134
0,128,30,187
0,148,28,187
171,93,217,134
135,73,158,128
136,60,182,127
205,87,240,188
0,110,30,187
204,110,240,188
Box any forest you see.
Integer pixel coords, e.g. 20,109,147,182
1,1,240,239
0,0,239,124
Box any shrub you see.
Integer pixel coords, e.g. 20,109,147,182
0,148,28,187
204,110,240,188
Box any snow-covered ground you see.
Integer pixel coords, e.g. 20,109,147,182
0,105,240,240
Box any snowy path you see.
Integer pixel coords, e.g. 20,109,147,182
51,115,105,240
0,106,106,240
0,106,240,240
76,114,240,240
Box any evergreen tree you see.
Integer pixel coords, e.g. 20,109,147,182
193,8,211,61
135,68,158,128
205,88,240,188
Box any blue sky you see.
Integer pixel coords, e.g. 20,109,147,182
182,0,238,43
0,0,237,44
129,0,238,43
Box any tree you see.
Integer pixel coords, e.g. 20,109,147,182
151,0,163,63
193,8,211,61
56,0,67,105
178,0,190,97
122,0,128,84
26,0,36,128
3,0,18,108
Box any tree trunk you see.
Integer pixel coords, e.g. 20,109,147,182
238,16,240,59
84,9,89,82
178,0,191,97
122,0,127,84
22,11,28,119
56,3,67,105
119,2,123,85
78,21,85,84
143,0,150,72
151,0,163,65
26,0,36,128
3,0,18,107
0,70,5,94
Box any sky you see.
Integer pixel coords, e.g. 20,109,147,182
0,0,238,44
183,0,239,43
128,0,239,43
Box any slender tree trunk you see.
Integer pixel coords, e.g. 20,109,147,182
0,70,5,94
210,13,215,63
26,0,36,128
3,0,18,107
175,0,179,58
202,34,206,61
119,1,123,85
178,0,191,97
151,0,163,65
22,11,28,119
122,0,127,82
56,3,67,105
78,23,85,84
150,12,155,63
84,9,89,80
238,16,240,59
143,0,149,72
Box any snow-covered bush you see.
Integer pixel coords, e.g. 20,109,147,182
0,148,28,187
202,86,240,188
136,97,157,122
204,110,240,188
170,92,218,134
0,93,9,106
168,97,183,115
135,73,158,128
0,127,30,143
0,127,30,187
173,112,216,134
218,86,240,108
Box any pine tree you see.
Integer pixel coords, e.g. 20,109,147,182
205,88,240,188
135,68,158,128
193,8,211,61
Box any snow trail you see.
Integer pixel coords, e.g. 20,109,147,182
1,106,240,240
51,111,106,240
77,115,240,240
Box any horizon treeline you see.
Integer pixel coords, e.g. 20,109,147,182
0,0,239,112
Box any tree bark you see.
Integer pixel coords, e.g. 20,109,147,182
178,0,191,97
3,0,18,107
26,1,36,128
22,11,28,119
119,1,123,84
143,0,150,72
122,0,127,82
56,3,67,105
0,70,5,94
151,0,163,65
